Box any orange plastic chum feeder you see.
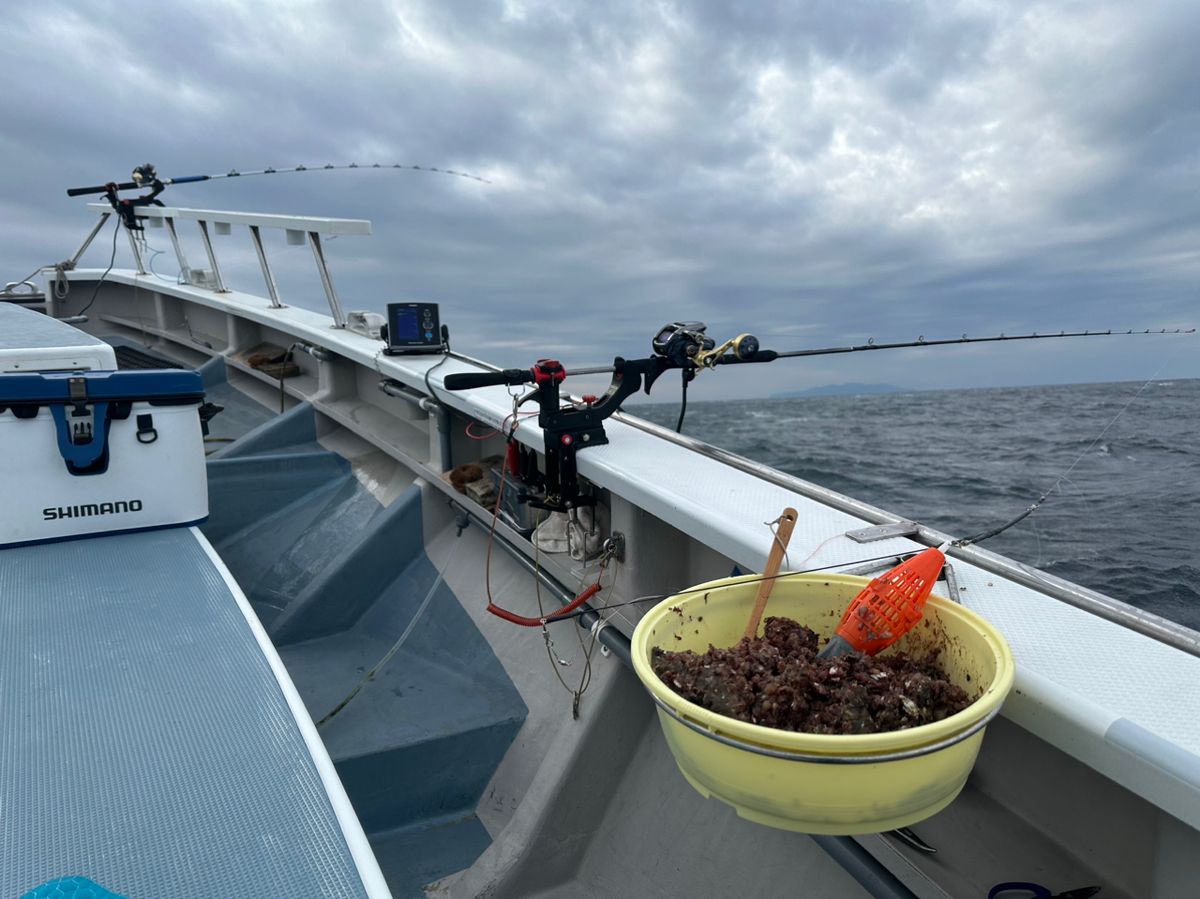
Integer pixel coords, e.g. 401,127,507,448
819,544,949,658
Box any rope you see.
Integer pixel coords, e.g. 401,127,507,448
762,514,793,569
52,263,71,299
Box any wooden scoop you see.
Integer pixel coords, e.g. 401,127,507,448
742,508,798,641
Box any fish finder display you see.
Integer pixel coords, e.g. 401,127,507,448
384,302,443,354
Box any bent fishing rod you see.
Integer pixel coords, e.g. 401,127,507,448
67,161,490,229
67,161,489,196
440,320,1194,513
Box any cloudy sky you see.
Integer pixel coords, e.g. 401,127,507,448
2,0,1197,399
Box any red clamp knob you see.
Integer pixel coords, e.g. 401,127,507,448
533,359,566,384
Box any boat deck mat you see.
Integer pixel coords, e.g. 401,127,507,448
0,527,372,897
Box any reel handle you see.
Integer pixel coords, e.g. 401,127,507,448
714,348,778,364
443,369,534,390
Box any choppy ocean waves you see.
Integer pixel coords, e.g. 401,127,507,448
633,379,1200,632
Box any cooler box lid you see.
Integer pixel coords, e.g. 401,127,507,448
0,370,205,477
0,369,204,407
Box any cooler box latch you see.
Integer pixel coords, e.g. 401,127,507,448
50,376,112,475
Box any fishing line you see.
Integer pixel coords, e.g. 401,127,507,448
531,505,614,715
138,235,183,285
542,551,915,624
953,351,1184,548
795,531,846,571
315,534,462,728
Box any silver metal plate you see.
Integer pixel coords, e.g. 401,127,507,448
844,520,920,543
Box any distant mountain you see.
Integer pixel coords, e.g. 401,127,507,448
771,382,905,398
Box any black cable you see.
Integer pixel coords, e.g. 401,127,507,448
675,372,689,433
423,327,452,403
953,488,1053,548
279,344,297,413
74,217,120,317
424,353,450,404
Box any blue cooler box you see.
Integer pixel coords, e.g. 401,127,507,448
0,369,209,546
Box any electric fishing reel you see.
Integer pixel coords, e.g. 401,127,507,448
652,321,761,373
443,322,770,513
652,321,713,366
96,162,167,230
131,163,159,187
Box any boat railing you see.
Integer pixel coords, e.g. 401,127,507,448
46,206,1200,660
82,203,372,328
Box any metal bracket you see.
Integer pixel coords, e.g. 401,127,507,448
602,531,626,563
844,520,919,544
941,562,963,604
196,220,228,292
837,556,902,577
249,224,284,308
309,231,346,327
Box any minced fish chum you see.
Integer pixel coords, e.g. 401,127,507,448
651,617,972,735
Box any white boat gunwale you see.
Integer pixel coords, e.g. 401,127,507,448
44,262,1200,840
17,200,1198,895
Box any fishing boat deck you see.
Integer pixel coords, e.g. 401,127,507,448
0,526,386,897
61,268,1200,835
29,259,1200,896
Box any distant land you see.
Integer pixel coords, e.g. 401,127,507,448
771,382,906,398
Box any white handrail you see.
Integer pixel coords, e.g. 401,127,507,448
85,203,371,325
85,204,372,235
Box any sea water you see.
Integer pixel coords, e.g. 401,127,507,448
633,379,1200,632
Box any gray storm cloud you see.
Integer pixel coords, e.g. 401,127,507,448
2,0,1196,397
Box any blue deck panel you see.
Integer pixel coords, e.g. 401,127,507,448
0,528,373,898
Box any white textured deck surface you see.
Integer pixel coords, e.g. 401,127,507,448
0,527,380,897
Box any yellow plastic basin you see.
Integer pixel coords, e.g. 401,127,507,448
631,572,1015,834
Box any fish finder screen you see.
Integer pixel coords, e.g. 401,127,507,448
384,302,442,354
393,306,419,341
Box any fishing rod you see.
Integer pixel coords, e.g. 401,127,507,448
760,328,1196,359
67,162,490,229
565,322,1195,376
442,320,1194,513
66,161,489,197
